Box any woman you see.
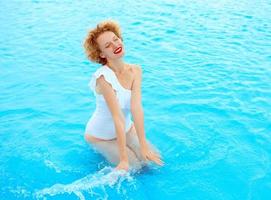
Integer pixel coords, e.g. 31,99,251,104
83,19,164,171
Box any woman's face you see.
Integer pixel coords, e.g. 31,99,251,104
96,31,125,61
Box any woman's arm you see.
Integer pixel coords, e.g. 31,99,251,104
130,65,164,166
96,75,128,163
130,65,148,148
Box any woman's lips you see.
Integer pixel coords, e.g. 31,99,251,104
113,47,122,54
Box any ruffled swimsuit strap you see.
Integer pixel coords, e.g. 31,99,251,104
88,66,121,95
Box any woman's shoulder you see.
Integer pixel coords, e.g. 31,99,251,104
88,65,115,93
126,63,142,75
126,64,142,88
91,65,109,77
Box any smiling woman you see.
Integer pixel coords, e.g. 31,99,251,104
83,20,123,65
83,19,164,172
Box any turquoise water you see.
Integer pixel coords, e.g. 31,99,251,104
1,0,271,199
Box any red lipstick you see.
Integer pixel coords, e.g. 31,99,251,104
113,47,122,54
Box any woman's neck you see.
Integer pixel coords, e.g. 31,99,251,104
106,59,126,74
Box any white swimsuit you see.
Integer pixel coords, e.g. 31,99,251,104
84,65,133,140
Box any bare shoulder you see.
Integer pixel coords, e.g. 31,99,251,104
128,64,143,91
128,63,142,78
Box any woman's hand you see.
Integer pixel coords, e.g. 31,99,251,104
140,145,164,166
115,160,129,171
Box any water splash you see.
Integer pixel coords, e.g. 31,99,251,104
44,159,61,173
34,166,136,200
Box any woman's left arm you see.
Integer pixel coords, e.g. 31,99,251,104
130,65,164,166
130,65,148,148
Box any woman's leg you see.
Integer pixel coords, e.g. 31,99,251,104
126,124,161,163
90,139,143,170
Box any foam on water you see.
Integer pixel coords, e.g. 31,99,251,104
35,166,136,200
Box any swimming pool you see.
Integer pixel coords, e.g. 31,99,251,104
0,0,270,199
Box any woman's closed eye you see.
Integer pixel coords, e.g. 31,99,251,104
105,37,119,48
